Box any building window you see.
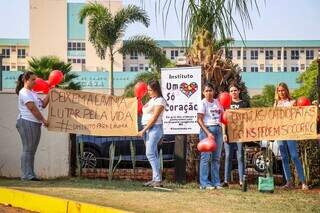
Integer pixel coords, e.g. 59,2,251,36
284,67,287,72
130,51,138,60
145,66,149,71
17,66,25,71
265,67,273,72
69,58,85,64
139,64,144,70
145,55,149,60
243,50,247,60
170,50,178,59
130,66,138,72
250,50,258,60
1,49,10,58
226,50,233,59
284,50,287,60
237,50,241,59
291,50,299,60
300,64,305,70
291,66,299,72
17,49,26,58
265,50,273,60
180,50,184,53
250,66,258,72
67,42,86,51
277,67,281,71
306,50,314,60
123,54,126,60
242,67,246,72
1,66,10,71
277,50,281,60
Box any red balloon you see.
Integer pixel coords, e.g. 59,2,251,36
48,70,64,86
137,98,143,115
296,96,311,106
219,92,232,109
221,111,228,125
197,137,217,152
33,78,50,94
134,82,148,98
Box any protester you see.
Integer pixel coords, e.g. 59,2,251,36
15,71,49,181
222,84,250,187
197,82,226,189
138,80,166,187
274,82,309,190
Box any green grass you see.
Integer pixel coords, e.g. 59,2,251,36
0,178,319,213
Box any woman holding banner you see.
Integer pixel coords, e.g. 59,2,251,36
222,84,250,188
138,80,166,187
15,71,49,181
197,83,226,189
274,82,308,190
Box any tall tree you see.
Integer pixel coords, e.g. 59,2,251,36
28,56,81,90
79,3,163,95
150,0,260,180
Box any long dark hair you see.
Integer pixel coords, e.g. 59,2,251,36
148,80,162,97
15,71,35,95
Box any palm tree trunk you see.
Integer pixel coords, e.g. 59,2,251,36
109,53,114,95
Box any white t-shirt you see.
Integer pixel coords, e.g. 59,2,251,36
198,98,224,126
18,88,43,123
276,99,295,107
141,97,166,125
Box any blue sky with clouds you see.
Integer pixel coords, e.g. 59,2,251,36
0,0,319,40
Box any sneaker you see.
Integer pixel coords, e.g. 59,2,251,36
302,184,309,190
281,182,293,190
150,181,163,187
215,186,223,190
30,177,41,181
199,186,215,190
221,182,229,187
143,180,154,187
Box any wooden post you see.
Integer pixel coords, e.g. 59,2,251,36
174,134,186,183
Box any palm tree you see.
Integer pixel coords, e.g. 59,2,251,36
150,0,259,180
79,3,163,95
28,56,81,90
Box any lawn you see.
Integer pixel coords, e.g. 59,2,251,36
0,178,319,213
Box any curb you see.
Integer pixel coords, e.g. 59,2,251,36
0,187,131,213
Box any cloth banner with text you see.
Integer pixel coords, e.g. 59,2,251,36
227,106,317,142
48,89,138,136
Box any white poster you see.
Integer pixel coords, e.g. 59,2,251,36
161,66,202,134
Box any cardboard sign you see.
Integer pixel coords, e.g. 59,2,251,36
48,89,138,136
161,67,202,134
227,106,317,142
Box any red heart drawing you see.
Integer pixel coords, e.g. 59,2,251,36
180,82,198,98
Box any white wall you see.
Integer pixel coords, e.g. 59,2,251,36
0,93,70,178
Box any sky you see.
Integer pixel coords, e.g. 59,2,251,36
0,0,319,40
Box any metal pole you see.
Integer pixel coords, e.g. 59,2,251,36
0,54,3,91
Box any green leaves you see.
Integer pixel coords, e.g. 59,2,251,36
27,56,81,90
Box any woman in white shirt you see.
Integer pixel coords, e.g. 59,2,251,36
274,82,308,190
197,83,227,189
138,80,166,187
15,71,49,181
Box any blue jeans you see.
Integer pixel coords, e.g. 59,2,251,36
199,126,223,187
278,140,305,183
143,124,163,182
224,142,245,183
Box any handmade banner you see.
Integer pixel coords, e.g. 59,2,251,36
227,106,317,142
161,66,201,134
48,89,138,136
